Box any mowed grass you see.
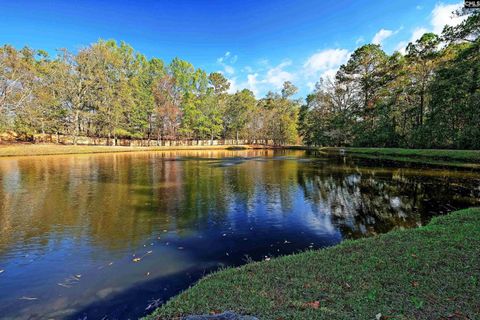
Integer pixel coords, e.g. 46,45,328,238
0,144,252,157
146,208,480,320
331,147,480,163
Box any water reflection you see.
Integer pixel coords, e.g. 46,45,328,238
0,150,479,319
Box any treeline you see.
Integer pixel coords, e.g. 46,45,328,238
2,10,478,149
299,10,480,149
0,41,299,145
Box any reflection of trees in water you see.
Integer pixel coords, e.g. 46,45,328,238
1,153,479,255
0,151,301,255
296,164,480,239
0,154,166,254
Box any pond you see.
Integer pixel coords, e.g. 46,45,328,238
0,150,479,319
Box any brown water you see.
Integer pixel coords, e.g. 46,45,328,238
0,150,479,319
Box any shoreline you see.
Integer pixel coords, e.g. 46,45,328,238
1,144,479,160
321,147,480,163
146,208,480,319
0,144,271,158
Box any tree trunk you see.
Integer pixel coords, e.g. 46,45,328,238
73,110,80,145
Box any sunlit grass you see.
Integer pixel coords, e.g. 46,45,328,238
0,144,253,157
146,208,480,320
333,147,480,163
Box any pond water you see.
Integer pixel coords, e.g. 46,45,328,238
0,150,479,319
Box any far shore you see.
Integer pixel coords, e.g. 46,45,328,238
0,143,278,158
1,144,480,168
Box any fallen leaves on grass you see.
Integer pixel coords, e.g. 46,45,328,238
303,301,320,309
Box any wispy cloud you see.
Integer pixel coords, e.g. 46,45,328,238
217,51,238,75
372,29,394,45
223,2,468,98
395,2,466,53
303,49,350,76
265,60,294,88
430,2,465,34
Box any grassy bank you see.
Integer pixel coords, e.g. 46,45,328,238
147,208,480,320
325,147,480,163
0,144,262,158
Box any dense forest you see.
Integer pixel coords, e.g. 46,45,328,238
0,10,478,148
300,10,480,149
0,40,299,145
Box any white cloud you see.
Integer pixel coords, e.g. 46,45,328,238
247,73,259,95
306,81,316,91
372,29,395,45
320,68,338,81
217,51,237,75
411,27,429,42
355,37,365,45
223,65,235,75
243,66,253,73
226,60,294,97
431,2,465,34
394,27,427,54
265,60,294,88
395,2,466,54
227,77,238,94
303,49,350,75
394,41,409,54
227,73,260,96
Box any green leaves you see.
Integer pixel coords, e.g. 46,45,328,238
300,11,480,149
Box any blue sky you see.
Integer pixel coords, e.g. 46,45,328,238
0,0,466,97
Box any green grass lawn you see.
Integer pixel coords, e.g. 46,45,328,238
146,208,480,320
328,147,480,163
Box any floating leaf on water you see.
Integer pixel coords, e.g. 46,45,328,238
145,298,162,311
133,258,142,262
18,296,38,301
66,275,80,282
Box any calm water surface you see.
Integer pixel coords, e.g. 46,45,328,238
0,150,479,319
